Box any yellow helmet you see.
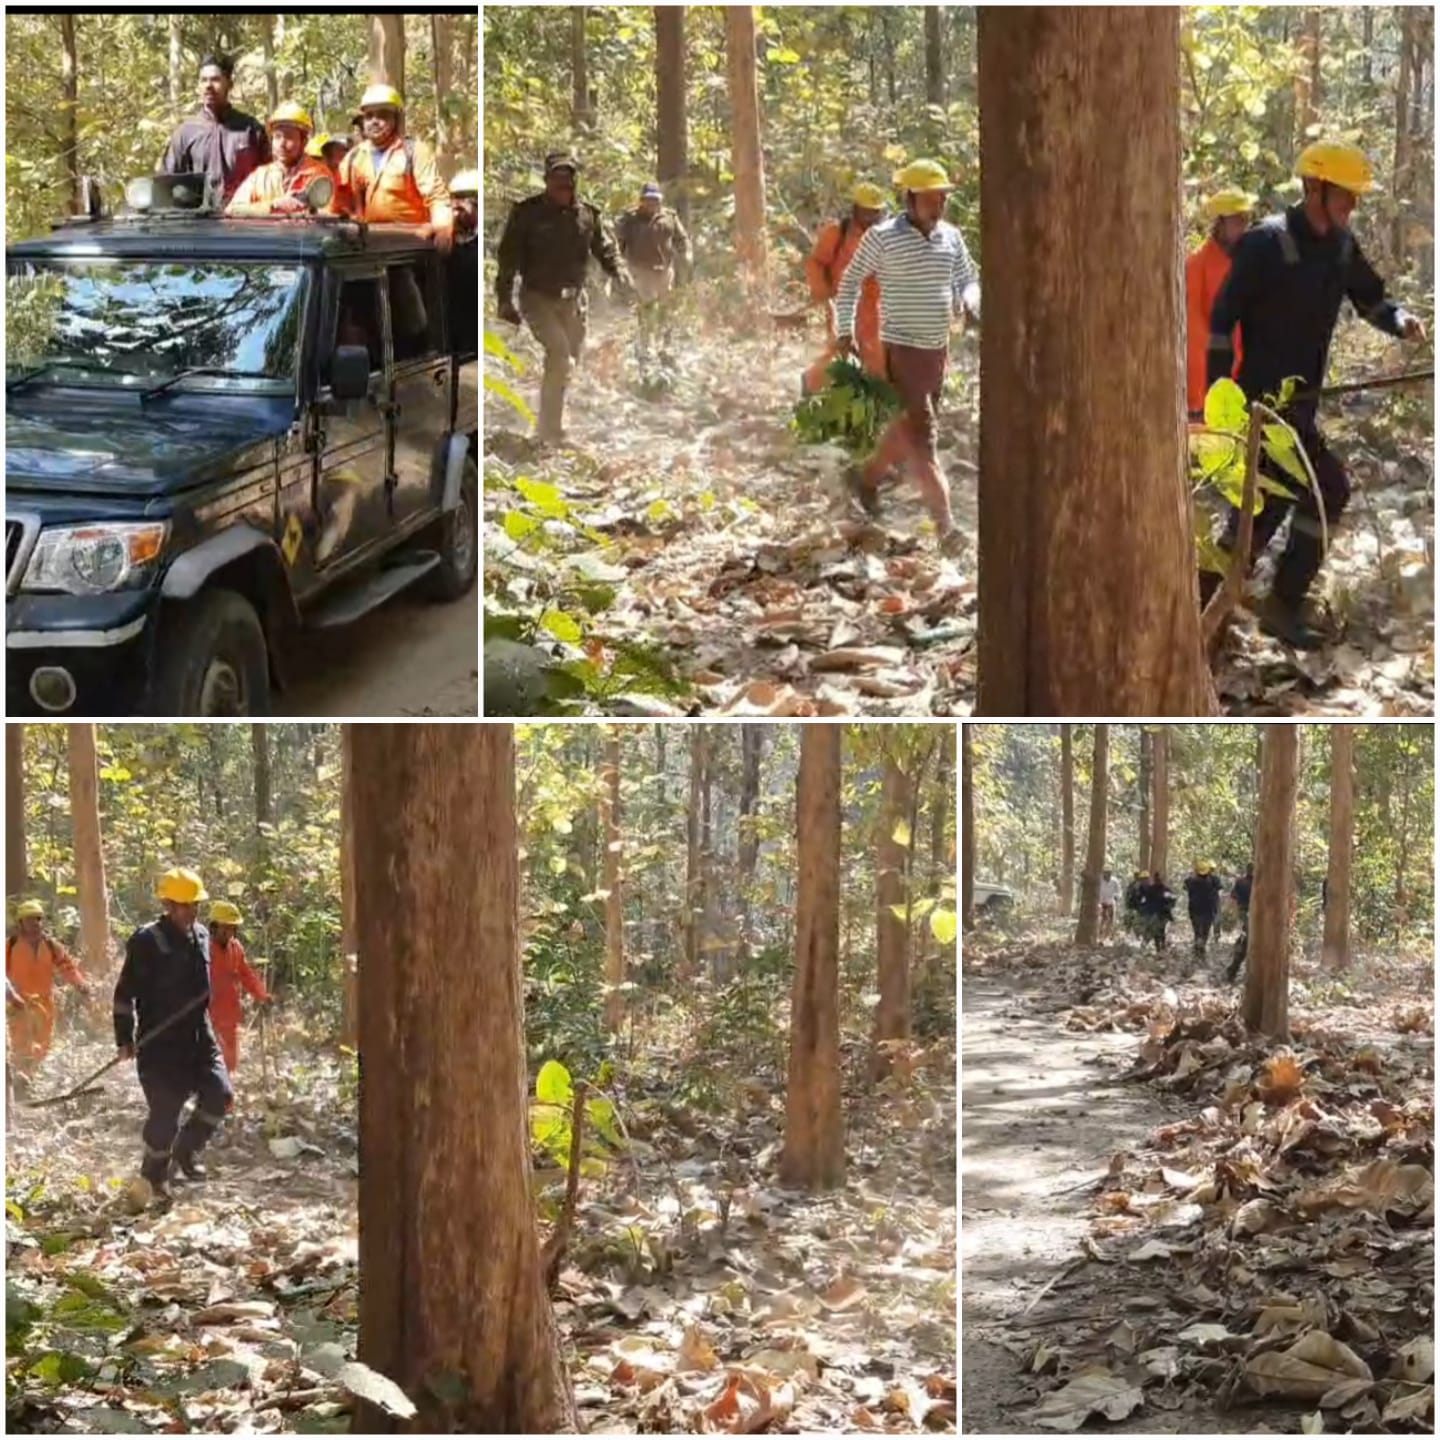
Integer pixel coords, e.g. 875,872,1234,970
892,158,953,192
1296,140,1376,195
1204,188,1257,220
15,900,45,921
268,101,314,133
157,867,208,904
852,182,887,209
209,900,243,926
306,132,342,158
450,169,479,196
1197,861,1214,874
360,83,404,112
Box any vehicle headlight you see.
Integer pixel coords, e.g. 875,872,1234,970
21,522,167,595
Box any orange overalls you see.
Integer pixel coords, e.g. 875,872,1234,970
1186,236,1243,414
337,137,453,232
6,932,86,1075
226,157,340,216
209,935,270,1076
803,218,884,394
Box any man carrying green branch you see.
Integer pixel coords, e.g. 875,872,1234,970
1200,140,1426,649
834,158,980,556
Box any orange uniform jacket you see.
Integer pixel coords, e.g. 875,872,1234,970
226,157,340,216
1186,236,1243,413
804,218,884,393
7,932,86,1070
209,935,269,1074
337,138,452,230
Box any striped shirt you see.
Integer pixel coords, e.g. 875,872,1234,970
836,214,980,349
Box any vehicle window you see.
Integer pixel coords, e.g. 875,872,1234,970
6,260,305,391
336,277,383,373
387,261,439,363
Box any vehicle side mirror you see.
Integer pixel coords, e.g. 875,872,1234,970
330,345,371,400
305,176,334,214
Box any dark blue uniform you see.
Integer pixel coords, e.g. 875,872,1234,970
1184,872,1223,955
113,915,232,1183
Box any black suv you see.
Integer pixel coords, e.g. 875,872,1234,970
6,202,478,715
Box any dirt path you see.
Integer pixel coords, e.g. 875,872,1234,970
284,590,477,716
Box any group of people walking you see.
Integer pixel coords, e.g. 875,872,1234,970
1098,861,1255,972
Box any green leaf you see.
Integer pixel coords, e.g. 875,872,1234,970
483,371,534,422
536,1059,573,1106
484,329,526,374
892,818,912,848
502,511,541,542
1203,377,1248,432
766,46,801,63
515,477,568,518
930,910,958,945
646,498,672,524
28,1351,95,1386
539,609,583,645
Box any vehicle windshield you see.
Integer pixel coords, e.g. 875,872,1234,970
6,260,306,394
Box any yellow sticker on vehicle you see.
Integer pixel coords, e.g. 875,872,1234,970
282,512,304,566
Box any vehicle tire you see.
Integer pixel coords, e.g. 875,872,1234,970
149,589,271,717
423,452,478,601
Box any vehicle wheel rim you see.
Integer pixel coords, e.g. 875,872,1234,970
199,658,246,716
452,487,476,576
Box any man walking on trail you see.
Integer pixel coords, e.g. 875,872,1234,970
802,182,888,395
496,153,633,444
1135,872,1177,954
1183,861,1223,957
616,183,691,365
161,53,269,204
1123,871,1147,939
834,158,980,556
114,868,232,1200
1226,863,1255,981
6,900,92,1083
1201,140,1426,648
206,902,270,1085
1097,869,1122,941
1186,188,1254,417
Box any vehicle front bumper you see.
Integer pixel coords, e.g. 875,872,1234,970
6,591,158,714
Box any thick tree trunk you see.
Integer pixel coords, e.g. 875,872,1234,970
1074,725,1109,946
976,8,1212,715
1242,726,1298,1038
431,13,455,175
60,15,79,215
6,725,26,898
340,727,358,1050
1151,729,1170,882
570,7,591,131
683,728,704,978
724,5,769,296
780,727,844,1189
961,726,975,930
168,15,183,123
870,757,911,1079
1138,730,1152,874
1059,724,1074,915
67,724,109,975
655,6,689,227
354,725,575,1432
252,725,272,829
601,730,624,1030
1392,6,1415,263
368,12,405,91
926,729,956,969
1321,724,1355,971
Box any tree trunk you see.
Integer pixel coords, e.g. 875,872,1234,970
601,730,624,1031
975,8,1212,716
1392,6,1415,264
340,727,358,1050
354,725,575,1432
700,733,718,976
1074,725,1109,946
1138,729,1152,873
961,726,975,930
927,729,956,968
252,724,272,829
262,15,279,114
924,6,945,110
1393,733,1413,943
655,6,689,227
1295,9,1321,146
59,15,79,215
67,724,109,976
724,4,769,297
168,15,183,123
1362,8,1373,85
1058,724,1075,915
431,13,455,175
780,726,844,1189
1150,729,1170,881
1242,726,1298,1038
570,7,591,131
870,756,910,1079
736,724,764,964
1321,724,1355,971
6,725,26,899
683,728,704,977
368,12,405,91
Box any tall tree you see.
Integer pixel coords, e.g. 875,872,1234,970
67,724,109,975
1138,729,1152,873
924,7,945,110
1242,726,1299,1038
1392,6,1415,263
683,728,705,976
570,7,591,131
431,13,455,174
261,15,279,113
354,725,575,1431
252,725,272,829
1322,723,1355,971
6,725,26,898
1295,9,1321,147
1074,725,1110,946
961,725,975,930
59,16,79,214
655,6,689,226
1393,729,1416,942
601,729,624,1031
975,8,1212,715
1058,724,1075,915
870,753,911,1079
1151,729,1170,880
736,725,764,963
724,4,769,295
780,726,844,1189
368,12,405,90
168,15,183,123
340,726,358,1050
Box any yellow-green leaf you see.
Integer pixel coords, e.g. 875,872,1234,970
930,910,958,945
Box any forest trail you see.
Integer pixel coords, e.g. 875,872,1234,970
961,934,1434,1436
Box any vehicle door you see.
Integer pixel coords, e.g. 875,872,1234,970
385,254,449,531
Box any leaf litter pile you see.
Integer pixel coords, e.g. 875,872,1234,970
964,929,1433,1433
7,1016,956,1433
486,297,1430,716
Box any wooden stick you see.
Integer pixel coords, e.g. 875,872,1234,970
540,1080,589,1290
1200,415,1263,651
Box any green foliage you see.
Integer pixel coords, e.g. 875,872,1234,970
792,358,902,452
529,1058,624,1177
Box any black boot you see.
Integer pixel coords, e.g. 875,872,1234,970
1256,593,1325,650
173,1148,206,1181
141,1152,172,1199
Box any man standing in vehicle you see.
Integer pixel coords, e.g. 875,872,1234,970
226,104,338,216
161,53,269,203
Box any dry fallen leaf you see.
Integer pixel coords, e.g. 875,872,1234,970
1031,1367,1145,1431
